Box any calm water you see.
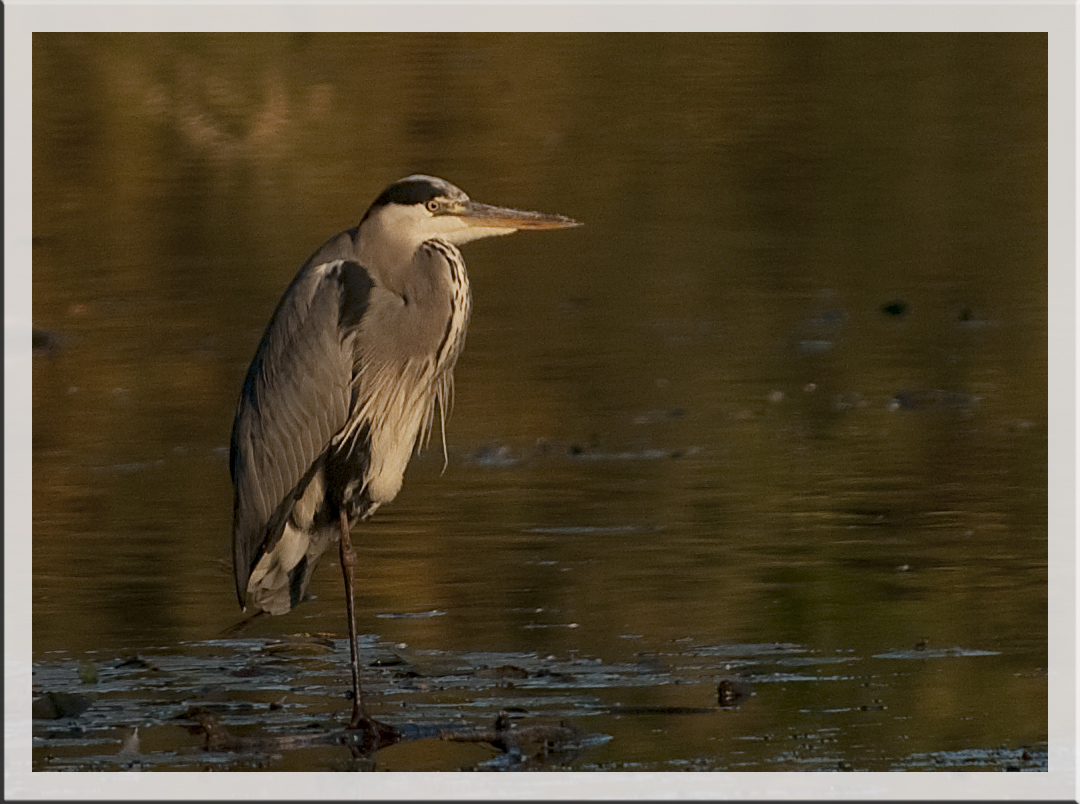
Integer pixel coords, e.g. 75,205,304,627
31,33,1047,771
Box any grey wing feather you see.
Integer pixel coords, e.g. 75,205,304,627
230,245,372,606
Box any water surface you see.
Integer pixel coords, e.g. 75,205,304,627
32,33,1047,771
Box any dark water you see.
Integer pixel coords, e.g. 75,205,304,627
31,33,1047,772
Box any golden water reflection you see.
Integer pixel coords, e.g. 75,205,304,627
33,33,1046,770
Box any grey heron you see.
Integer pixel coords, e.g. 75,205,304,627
230,174,580,743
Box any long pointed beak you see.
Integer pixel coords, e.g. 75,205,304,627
460,200,582,231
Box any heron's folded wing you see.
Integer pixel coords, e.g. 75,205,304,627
230,258,374,603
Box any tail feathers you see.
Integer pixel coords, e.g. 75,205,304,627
245,523,336,615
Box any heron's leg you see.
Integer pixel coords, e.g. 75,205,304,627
338,510,369,728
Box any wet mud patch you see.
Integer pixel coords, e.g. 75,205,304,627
31,635,1044,771
892,746,1048,772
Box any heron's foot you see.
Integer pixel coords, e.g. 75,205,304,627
345,712,401,754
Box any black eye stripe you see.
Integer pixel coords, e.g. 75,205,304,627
372,179,444,208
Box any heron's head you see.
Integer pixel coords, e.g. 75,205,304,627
358,175,581,254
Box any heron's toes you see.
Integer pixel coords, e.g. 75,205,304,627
345,715,401,754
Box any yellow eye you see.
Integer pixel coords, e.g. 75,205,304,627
426,200,441,213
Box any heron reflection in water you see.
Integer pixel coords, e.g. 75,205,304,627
229,175,581,744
